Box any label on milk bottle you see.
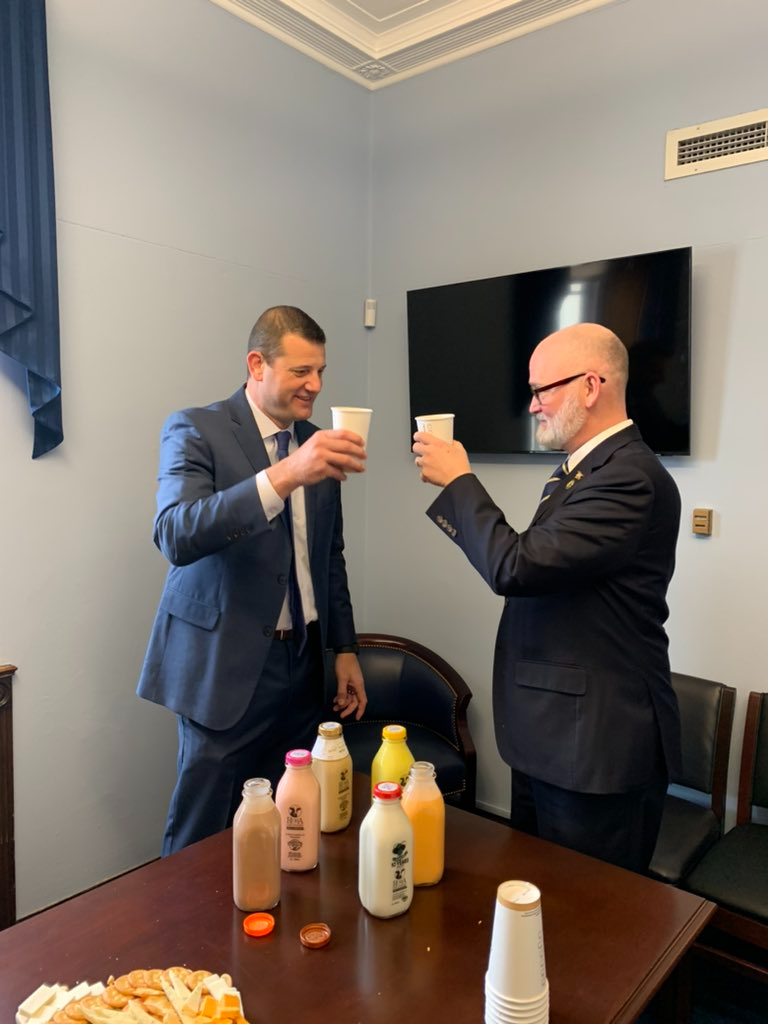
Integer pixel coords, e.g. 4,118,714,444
338,767,351,816
390,841,410,905
285,804,305,862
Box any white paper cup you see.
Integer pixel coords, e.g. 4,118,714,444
415,413,454,442
486,978,549,1009
485,979,549,1021
485,1005,548,1024
331,406,372,445
486,881,547,1002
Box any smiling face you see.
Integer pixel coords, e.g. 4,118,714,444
247,331,326,428
527,323,627,453
533,385,589,451
528,334,591,452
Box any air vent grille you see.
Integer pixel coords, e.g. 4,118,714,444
665,109,768,180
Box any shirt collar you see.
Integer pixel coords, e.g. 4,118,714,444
565,419,633,472
244,387,294,442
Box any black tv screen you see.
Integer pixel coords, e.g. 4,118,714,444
407,246,692,456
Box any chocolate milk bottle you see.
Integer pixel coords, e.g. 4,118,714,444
232,778,281,911
275,749,321,871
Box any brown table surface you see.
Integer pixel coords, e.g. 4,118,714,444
1,774,714,1023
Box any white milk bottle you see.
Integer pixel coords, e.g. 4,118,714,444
232,778,281,911
311,722,353,832
358,781,414,918
275,749,320,871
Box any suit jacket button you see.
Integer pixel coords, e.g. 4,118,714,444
263,626,274,638
278,574,287,585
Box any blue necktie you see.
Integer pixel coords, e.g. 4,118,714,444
275,430,307,653
539,461,568,504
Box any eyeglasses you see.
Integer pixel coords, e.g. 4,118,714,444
529,372,606,402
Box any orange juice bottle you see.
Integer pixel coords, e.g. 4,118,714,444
401,761,445,886
371,724,415,795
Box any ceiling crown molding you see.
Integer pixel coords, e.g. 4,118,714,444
209,0,618,89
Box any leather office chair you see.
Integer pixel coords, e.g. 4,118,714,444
684,691,768,982
648,672,736,885
326,633,477,809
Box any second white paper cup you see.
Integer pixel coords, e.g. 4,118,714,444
415,413,454,442
486,881,547,1002
331,406,372,445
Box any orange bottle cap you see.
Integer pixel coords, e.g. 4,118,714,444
299,922,331,948
243,912,275,937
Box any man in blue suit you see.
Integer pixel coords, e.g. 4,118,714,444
413,323,681,873
138,306,368,854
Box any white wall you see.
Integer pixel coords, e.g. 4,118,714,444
1,0,370,918
4,0,767,917
365,0,768,814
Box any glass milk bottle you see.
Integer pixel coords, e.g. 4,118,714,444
311,722,353,832
401,761,445,886
275,749,320,871
358,781,414,918
371,724,415,795
232,778,281,911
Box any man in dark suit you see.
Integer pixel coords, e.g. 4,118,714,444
413,322,681,873
138,306,368,854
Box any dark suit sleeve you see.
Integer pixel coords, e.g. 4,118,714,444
324,492,357,649
153,410,271,566
428,462,665,597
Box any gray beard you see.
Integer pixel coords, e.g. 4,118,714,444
535,392,587,450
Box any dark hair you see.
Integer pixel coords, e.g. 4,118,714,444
247,306,326,362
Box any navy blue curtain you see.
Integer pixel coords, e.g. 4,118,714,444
0,0,62,458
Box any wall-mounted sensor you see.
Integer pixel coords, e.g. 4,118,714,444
364,298,377,328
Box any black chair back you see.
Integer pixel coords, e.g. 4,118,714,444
325,633,477,809
648,672,735,885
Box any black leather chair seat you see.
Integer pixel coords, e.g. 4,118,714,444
342,719,468,799
649,795,721,884
686,823,768,925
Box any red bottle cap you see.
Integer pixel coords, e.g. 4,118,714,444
373,781,402,799
243,912,275,937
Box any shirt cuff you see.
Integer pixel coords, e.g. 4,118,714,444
256,468,285,522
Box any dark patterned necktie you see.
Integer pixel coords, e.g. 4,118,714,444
538,461,568,504
275,430,307,652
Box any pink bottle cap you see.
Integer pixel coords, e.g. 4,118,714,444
285,749,312,766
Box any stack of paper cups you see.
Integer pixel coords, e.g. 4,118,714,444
485,880,549,1023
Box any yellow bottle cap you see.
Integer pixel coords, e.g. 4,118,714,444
382,724,407,741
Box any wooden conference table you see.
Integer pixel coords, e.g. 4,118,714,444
0,775,714,1024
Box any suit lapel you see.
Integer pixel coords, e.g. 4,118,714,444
531,425,641,525
228,387,270,473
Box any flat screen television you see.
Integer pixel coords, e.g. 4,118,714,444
407,246,692,456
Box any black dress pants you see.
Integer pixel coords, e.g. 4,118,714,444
510,758,668,875
161,624,324,855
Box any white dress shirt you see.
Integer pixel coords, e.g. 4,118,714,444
245,391,318,629
564,419,633,473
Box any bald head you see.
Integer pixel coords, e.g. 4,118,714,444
529,323,629,452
